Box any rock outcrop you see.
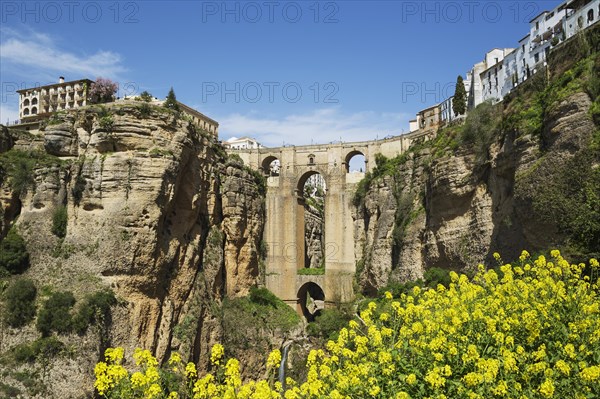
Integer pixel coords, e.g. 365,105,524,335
0,103,265,398
353,85,599,293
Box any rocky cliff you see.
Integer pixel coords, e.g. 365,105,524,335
0,102,265,397
353,38,600,294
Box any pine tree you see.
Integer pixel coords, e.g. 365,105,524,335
453,75,467,116
164,87,180,112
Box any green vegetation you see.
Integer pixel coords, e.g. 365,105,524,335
220,287,300,351
99,115,114,131
227,153,244,165
379,266,452,298
51,205,67,238
164,87,180,112
9,336,65,364
460,100,503,162
72,289,117,334
452,75,467,116
3,279,37,327
138,91,153,102
353,153,410,206
518,148,600,259
96,252,600,398
47,111,67,126
36,291,76,336
0,149,64,197
306,307,352,340
297,267,325,276
0,228,30,275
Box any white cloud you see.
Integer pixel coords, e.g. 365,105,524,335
218,107,412,147
0,27,126,81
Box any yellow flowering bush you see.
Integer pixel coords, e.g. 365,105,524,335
96,251,600,398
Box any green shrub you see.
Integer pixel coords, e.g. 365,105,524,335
51,205,67,238
379,267,451,298
0,150,64,197
99,115,114,131
138,102,152,117
72,289,117,334
227,153,244,165
248,286,280,308
11,336,65,363
460,100,502,162
3,279,37,327
36,291,75,336
139,91,153,102
0,228,30,275
590,99,600,126
306,308,352,340
221,288,300,351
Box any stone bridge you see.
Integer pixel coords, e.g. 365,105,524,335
230,130,430,317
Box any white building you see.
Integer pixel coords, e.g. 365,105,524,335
467,48,513,108
17,77,93,121
223,136,263,150
564,0,599,39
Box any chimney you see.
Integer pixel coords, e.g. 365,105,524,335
59,76,65,83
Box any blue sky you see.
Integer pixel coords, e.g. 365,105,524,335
1,0,563,146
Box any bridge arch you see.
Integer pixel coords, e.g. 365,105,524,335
297,282,325,321
261,155,280,176
296,171,326,270
344,150,366,173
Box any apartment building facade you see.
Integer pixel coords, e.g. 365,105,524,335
17,77,93,121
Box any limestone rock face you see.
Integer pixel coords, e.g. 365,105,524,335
0,104,265,398
354,90,598,293
304,206,324,269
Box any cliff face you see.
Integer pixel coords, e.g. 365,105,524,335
0,103,265,397
353,63,599,294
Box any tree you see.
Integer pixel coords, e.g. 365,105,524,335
164,87,180,112
453,75,467,116
138,91,153,102
37,291,76,336
4,279,37,327
0,228,30,275
88,77,118,104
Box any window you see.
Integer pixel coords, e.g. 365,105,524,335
588,9,594,22
534,53,540,63
536,21,540,30
578,16,584,28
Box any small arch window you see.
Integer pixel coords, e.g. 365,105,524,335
308,154,315,165
588,9,594,22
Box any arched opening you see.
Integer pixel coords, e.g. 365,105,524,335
23,99,30,106
31,98,38,105
261,156,280,176
23,108,30,116
297,282,325,321
296,172,326,270
31,107,37,115
588,9,594,22
308,154,315,165
345,151,366,173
